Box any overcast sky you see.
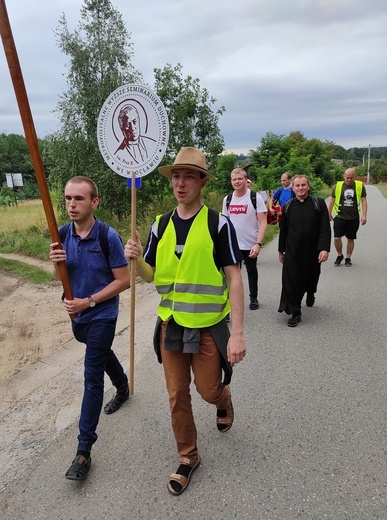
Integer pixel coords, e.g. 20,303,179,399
1,0,386,154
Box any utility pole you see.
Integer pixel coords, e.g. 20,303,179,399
367,144,371,184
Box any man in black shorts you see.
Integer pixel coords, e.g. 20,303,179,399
328,168,367,266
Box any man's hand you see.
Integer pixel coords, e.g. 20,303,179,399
125,231,155,283
49,242,66,264
248,243,261,258
227,333,246,367
124,231,142,260
62,297,89,316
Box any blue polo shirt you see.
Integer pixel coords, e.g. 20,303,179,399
59,218,128,323
273,186,294,206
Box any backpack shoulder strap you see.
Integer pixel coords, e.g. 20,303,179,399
226,193,232,210
250,190,257,210
157,210,174,241
283,197,294,218
58,222,71,244
273,186,282,204
310,196,322,213
207,208,220,243
98,221,112,262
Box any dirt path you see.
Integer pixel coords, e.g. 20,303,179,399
0,253,72,382
0,253,151,381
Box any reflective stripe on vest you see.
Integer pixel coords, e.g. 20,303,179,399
157,279,228,296
333,180,363,216
154,206,230,327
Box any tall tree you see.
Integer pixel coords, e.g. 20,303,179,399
46,0,142,218
154,63,225,166
248,132,292,191
291,137,332,182
249,132,291,169
0,133,42,198
214,153,238,194
0,133,33,177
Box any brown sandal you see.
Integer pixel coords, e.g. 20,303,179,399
167,456,201,496
216,385,234,432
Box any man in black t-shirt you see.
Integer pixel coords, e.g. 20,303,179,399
328,168,367,267
124,147,246,497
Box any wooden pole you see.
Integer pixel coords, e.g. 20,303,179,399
0,0,75,312
129,171,136,395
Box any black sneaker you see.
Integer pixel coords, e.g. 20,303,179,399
287,312,302,327
345,258,352,267
306,293,315,307
249,298,259,310
334,255,344,266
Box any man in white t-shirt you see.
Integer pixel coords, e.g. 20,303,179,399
222,168,267,309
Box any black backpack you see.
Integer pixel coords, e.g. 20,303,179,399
59,221,113,263
226,190,257,211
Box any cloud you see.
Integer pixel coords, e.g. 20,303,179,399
1,0,386,152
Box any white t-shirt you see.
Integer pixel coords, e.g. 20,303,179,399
222,190,267,250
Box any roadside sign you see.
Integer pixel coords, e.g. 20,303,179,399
6,172,23,187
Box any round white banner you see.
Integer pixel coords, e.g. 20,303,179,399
97,84,169,178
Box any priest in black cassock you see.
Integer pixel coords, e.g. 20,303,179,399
278,175,331,327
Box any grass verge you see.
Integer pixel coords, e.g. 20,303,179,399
0,258,55,284
375,183,387,198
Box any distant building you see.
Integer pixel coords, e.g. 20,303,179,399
331,158,344,165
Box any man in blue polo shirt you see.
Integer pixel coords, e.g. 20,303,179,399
49,176,130,481
268,172,295,219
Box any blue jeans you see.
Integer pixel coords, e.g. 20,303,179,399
72,319,128,452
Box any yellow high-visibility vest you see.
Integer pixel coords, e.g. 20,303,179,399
332,180,363,216
154,206,230,327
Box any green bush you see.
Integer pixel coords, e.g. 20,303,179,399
0,187,15,206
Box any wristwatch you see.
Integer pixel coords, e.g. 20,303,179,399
256,242,263,247
88,297,96,308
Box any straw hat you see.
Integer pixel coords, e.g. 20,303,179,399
158,147,216,180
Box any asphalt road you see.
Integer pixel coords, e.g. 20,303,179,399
1,185,386,520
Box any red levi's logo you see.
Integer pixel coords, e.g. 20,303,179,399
229,205,248,215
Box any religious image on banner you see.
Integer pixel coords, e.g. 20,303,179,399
114,102,155,163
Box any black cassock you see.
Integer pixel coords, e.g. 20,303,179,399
278,196,331,315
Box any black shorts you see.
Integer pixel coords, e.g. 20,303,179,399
333,217,360,239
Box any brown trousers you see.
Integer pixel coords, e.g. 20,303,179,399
160,322,230,459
